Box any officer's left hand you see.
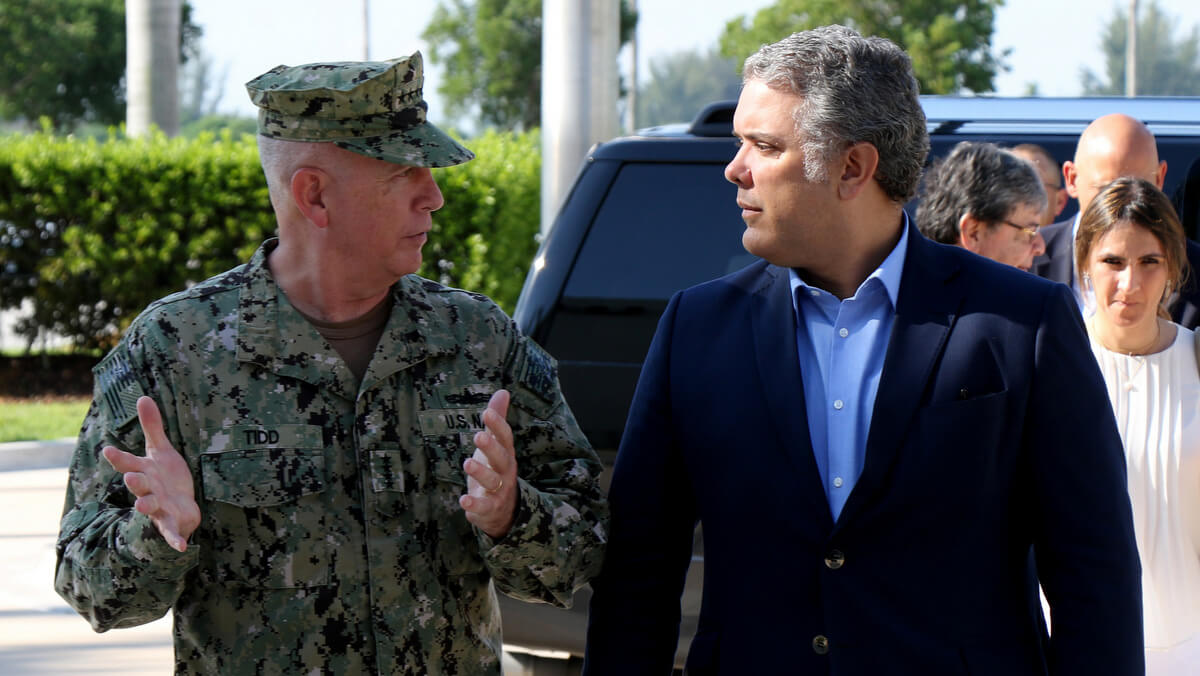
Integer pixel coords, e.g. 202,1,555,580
460,389,518,539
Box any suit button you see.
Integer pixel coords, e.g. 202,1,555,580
812,634,830,655
825,549,845,569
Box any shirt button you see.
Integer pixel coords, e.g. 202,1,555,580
838,328,849,338
832,476,843,488
812,635,830,655
825,549,845,569
809,289,819,297
833,399,844,410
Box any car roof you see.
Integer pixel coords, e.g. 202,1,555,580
921,96,1200,137
632,96,1200,140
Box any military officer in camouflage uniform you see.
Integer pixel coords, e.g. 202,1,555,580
54,53,609,675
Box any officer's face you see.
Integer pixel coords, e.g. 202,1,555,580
325,148,445,283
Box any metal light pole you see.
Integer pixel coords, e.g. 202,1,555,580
363,0,370,60
126,0,182,136
541,1,620,236
1126,0,1138,97
626,0,638,133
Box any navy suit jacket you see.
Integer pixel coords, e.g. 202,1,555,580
585,226,1143,675
1032,217,1200,330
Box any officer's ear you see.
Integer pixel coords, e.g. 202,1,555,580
290,167,331,228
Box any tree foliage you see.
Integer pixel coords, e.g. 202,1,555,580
422,0,637,131
718,0,1006,95
0,0,200,130
637,47,742,128
1082,0,1200,96
0,127,271,350
426,129,542,312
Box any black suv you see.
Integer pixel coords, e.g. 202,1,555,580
501,97,1200,669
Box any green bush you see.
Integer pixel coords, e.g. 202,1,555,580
0,127,272,350
428,128,541,314
0,127,541,349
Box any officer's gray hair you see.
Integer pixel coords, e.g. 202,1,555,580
916,141,1047,245
742,25,929,204
256,136,335,210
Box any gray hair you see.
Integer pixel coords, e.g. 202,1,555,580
916,141,1047,244
256,136,336,210
741,25,930,203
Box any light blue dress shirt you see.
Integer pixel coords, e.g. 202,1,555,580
788,221,907,521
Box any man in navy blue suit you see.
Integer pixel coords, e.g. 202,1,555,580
584,26,1143,676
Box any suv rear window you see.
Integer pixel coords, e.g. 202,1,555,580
563,162,754,301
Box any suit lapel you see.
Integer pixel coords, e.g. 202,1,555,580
1031,219,1074,285
1047,224,1075,285
836,228,963,529
750,265,833,525
1046,220,1075,284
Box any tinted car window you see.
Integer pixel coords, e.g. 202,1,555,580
563,163,754,301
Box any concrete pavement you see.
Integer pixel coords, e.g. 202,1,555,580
0,464,175,674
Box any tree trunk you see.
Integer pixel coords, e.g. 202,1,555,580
126,0,181,136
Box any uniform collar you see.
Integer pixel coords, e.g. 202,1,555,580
234,239,453,399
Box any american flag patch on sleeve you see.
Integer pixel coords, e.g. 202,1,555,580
517,340,557,404
93,347,144,428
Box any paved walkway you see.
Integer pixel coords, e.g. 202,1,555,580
0,464,175,674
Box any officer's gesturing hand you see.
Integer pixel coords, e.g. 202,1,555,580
460,389,519,539
102,396,201,553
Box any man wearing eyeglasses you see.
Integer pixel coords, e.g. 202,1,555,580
916,141,1048,272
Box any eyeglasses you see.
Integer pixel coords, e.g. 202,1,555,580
999,219,1041,243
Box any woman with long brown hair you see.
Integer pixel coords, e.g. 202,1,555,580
1076,177,1200,673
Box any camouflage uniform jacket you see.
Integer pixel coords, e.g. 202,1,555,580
54,240,609,675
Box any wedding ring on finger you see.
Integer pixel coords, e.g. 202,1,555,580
487,478,503,494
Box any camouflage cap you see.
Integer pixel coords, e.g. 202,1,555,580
245,51,473,168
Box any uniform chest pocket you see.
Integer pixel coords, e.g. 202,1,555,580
198,426,330,589
202,447,326,506
417,428,486,577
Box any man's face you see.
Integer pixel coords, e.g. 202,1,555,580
969,202,1047,272
724,80,841,269
1013,151,1066,227
324,149,445,284
1066,139,1164,217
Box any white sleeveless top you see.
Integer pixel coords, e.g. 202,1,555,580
1088,324,1200,674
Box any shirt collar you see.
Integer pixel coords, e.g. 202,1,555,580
788,212,909,310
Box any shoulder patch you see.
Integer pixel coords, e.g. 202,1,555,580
93,347,145,428
516,340,557,404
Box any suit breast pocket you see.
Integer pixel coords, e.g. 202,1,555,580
919,389,1009,439
904,391,1013,500
199,428,330,589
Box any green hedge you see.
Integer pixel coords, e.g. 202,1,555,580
0,127,541,350
429,129,542,311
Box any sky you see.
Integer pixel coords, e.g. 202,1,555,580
189,0,1200,123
